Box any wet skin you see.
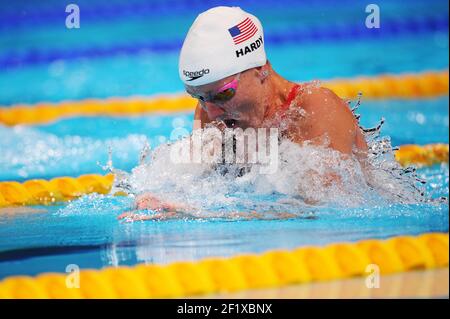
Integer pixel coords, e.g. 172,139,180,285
189,62,368,155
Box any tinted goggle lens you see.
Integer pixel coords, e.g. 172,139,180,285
212,88,236,102
189,88,236,104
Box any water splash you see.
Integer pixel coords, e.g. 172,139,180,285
106,91,442,219
351,93,429,204
0,124,148,180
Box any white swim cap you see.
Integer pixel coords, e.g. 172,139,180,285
179,6,267,86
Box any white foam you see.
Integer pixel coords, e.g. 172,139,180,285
112,122,427,215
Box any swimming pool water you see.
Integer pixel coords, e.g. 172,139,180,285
0,97,448,279
0,97,447,181
0,0,448,279
0,178,447,279
0,1,448,104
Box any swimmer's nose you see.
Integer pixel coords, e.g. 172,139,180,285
205,102,225,119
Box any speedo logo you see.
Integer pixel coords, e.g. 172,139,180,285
183,68,210,81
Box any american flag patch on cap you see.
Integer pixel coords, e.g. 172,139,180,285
228,17,258,45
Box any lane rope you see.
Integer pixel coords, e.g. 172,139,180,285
0,232,447,298
0,143,447,208
0,0,427,30
395,143,449,167
1,15,447,69
0,70,448,126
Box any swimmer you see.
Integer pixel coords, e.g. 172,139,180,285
181,6,367,155
119,6,368,220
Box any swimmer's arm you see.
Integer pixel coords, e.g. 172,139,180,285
294,87,368,155
117,193,197,220
118,210,300,222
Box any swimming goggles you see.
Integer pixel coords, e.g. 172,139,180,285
187,73,240,109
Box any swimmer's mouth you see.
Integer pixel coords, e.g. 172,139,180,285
223,119,237,128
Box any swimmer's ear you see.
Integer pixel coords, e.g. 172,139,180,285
256,66,270,83
254,60,271,83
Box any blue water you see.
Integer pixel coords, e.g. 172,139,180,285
0,98,447,181
0,194,448,279
0,0,448,279
0,97,448,279
0,0,448,104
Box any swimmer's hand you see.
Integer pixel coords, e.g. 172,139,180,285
117,210,304,223
117,192,193,222
117,211,181,222
134,192,189,211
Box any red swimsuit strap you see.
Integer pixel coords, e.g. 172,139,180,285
281,83,302,113
264,84,302,126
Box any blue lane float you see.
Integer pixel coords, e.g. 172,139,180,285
0,0,383,30
0,15,447,70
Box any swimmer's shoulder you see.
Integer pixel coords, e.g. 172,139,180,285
295,84,357,122
294,84,355,128
296,84,343,112
294,84,366,154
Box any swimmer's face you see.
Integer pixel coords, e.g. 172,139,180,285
185,67,267,129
